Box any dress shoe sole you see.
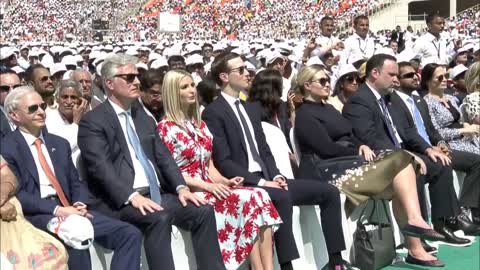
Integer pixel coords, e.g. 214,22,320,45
427,240,473,247
405,255,445,267
401,225,446,242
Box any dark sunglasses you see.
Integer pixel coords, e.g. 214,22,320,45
114,74,139,84
26,103,47,114
436,75,446,82
40,76,54,82
344,75,360,84
229,66,247,75
400,72,417,79
0,84,22,92
311,77,330,87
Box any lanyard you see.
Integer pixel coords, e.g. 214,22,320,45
431,40,441,58
358,38,368,55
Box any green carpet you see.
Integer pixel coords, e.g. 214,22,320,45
382,237,479,270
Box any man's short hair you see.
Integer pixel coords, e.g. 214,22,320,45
320,16,334,25
25,64,47,83
4,86,36,114
398,61,413,71
55,79,83,99
210,52,240,86
426,13,443,25
202,43,213,50
167,55,185,66
353,15,369,26
101,54,138,81
0,68,18,77
366,54,397,77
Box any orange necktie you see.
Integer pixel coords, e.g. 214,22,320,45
34,139,70,207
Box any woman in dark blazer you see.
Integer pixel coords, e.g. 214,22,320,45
293,64,445,267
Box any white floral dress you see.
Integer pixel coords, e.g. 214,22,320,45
158,119,282,270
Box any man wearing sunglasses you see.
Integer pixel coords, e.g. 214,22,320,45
25,64,57,110
388,62,480,240
1,86,143,270
0,69,22,138
78,54,226,270
203,52,353,270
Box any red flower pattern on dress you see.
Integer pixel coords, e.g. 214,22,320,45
157,119,282,270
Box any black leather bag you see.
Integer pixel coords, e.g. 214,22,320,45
352,200,396,270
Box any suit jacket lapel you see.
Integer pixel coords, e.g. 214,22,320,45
103,101,134,169
14,130,40,184
361,85,397,141
218,96,248,154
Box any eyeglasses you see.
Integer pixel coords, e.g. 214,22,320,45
0,84,22,92
26,103,47,114
147,90,162,99
114,74,139,84
400,72,417,79
436,75,446,82
311,77,330,87
344,75,360,84
229,66,247,75
40,76,54,82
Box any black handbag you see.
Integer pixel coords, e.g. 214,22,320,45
352,200,396,270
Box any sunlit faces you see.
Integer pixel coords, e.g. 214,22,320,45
58,87,81,119
428,16,445,34
341,73,360,95
320,19,335,36
398,66,419,91
9,92,46,131
429,66,448,91
32,67,55,96
73,71,93,99
107,63,141,101
371,59,399,95
304,70,331,100
179,76,197,107
355,18,369,38
0,73,21,106
226,57,250,92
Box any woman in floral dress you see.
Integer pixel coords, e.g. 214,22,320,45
157,70,282,270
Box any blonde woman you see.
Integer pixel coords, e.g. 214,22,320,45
157,70,282,270
292,64,446,267
463,62,480,125
0,156,68,269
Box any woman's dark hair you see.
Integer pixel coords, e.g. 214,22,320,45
196,79,220,106
420,63,440,91
139,69,165,92
249,69,283,121
332,72,357,104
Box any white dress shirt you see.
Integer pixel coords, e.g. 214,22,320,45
316,33,340,49
108,99,160,190
414,32,455,67
19,130,57,198
45,109,80,164
342,33,375,64
366,83,403,144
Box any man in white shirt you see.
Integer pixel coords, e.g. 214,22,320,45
0,69,21,138
414,13,457,67
316,16,342,52
342,15,375,65
45,79,88,164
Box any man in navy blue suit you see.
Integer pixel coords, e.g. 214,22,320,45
1,86,142,270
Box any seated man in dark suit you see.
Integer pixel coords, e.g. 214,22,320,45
77,54,225,270
342,54,477,246
202,52,350,270
1,86,142,270
388,61,480,234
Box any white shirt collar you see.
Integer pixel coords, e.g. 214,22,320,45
353,32,370,40
221,91,240,107
425,32,441,42
108,98,131,116
395,90,413,102
19,129,45,146
366,82,382,101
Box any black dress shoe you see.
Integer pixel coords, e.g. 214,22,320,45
421,239,437,254
433,222,471,245
405,254,445,267
448,213,480,236
401,224,445,241
322,260,355,270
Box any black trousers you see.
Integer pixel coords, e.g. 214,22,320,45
117,193,226,270
249,178,346,264
450,149,480,209
416,154,460,221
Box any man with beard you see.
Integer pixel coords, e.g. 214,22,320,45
45,79,88,163
25,64,57,110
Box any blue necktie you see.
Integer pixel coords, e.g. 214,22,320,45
123,111,162,204
407,97,431,146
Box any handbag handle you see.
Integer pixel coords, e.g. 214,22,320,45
358,199,392,225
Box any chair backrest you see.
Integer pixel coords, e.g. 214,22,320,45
261,122,294,179
289,128,301,165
